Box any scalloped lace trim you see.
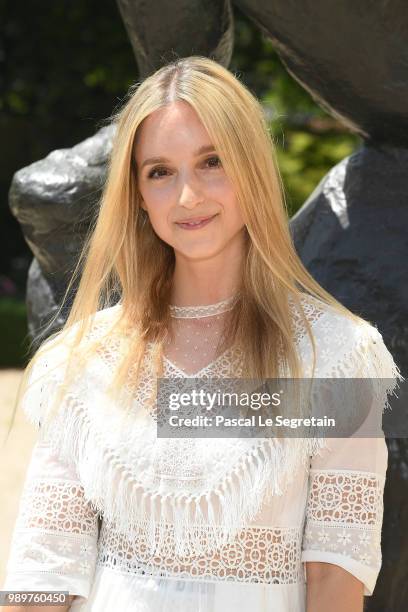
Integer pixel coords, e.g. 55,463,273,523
169,293,240,319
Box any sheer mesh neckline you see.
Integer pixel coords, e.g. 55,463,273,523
169,293,239,319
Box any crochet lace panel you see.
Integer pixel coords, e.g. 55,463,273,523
97,520,304,584
15,479,98,535
302,470,384,569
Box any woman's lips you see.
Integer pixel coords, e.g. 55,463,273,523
175,214,218,230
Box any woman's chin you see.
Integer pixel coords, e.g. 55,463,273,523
173,243,225,262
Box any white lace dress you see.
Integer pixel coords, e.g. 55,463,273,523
2,295,403,612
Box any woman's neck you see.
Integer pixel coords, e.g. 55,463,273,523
170,236,245,307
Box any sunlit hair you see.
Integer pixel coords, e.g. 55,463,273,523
5,55,365,443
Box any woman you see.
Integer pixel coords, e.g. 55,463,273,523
2,56,403,612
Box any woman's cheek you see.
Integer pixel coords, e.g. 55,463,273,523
141,196,173,239
207,174,236,198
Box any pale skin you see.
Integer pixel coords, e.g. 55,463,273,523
133,99,247,307
4,101,363,611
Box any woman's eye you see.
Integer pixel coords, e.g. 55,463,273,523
147,166,168,179
205,155,222,168
147,156,222,180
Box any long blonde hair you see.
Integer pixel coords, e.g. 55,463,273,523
5,55,365,443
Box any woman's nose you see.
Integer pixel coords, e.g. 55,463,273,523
177,177,204,208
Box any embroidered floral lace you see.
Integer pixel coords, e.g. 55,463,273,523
3,294,403,611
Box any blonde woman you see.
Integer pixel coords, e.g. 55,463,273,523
2,56,403,612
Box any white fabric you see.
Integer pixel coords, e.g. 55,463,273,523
2,294,403,611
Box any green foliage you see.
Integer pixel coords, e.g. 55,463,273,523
273,130,359,217
231,6,361,216
0,299,30,368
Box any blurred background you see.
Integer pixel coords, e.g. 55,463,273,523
0,0,361,584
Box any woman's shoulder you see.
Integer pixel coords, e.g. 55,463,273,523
295,292,374,340
29,302,124,389
21,303,124,429
50,302,124,348
291,292,359,346
293,293,400,379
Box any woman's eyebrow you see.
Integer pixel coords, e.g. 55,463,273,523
140,145,216,170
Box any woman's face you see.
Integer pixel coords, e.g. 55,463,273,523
134,100,246,262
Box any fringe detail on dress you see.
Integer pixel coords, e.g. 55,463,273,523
20,318,404,560
355,323,405,410
22,368,326,558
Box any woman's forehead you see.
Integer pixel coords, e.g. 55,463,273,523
134,103,212,158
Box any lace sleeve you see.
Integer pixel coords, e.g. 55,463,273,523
2,439,99,598
301,321,404,597
301,437,387,596
2,334,100,598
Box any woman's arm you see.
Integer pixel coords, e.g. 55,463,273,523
2,440,99,604
301,321,402,602
306,561,364,612
3,343,99,604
